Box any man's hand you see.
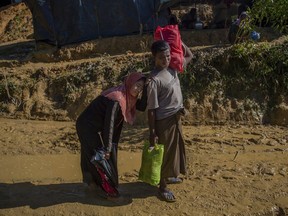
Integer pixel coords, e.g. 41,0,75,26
149,134,158,147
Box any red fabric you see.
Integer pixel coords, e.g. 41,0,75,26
154,25,184,72
96,165,119,197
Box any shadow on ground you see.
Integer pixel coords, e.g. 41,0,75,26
0,181,157,209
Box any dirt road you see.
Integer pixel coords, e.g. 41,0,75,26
0,118,287,216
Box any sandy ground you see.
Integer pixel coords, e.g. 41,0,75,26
0,117,287,216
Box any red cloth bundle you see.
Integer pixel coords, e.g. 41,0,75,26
154,25,184,72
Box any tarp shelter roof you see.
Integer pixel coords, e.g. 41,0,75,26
24,0,174,46
24,0,244,46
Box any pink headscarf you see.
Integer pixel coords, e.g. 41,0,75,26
101,72,145,125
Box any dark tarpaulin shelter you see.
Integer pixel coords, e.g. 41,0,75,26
24,0,183,46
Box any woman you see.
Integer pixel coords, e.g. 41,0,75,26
76,72,146,198
228,11,248,44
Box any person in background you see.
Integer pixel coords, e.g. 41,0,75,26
76,72,146,198
167,7,178,25
181,8,197,29
146,40,192,202
228,11,248,44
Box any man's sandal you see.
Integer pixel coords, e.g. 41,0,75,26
166,177,183,184
158,189,176,202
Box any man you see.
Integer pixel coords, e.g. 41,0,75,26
147,40,192,202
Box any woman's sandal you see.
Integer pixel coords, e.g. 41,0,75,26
166,177,183,184
158,189,176,202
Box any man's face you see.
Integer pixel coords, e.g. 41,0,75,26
154,49,171,70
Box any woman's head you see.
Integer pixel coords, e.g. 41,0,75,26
151,40,171,70
239,11,248,21
124,72,145,97
102,71,145,125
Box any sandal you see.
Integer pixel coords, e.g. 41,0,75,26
166,177,183,184
158,189,176,202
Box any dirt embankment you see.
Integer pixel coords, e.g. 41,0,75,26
1,37,287,126
0,3,33,43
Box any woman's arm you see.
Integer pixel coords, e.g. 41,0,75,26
102,100,121,155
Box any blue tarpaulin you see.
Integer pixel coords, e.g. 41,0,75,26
24,0,175,46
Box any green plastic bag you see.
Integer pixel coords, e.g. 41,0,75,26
138,141,164,186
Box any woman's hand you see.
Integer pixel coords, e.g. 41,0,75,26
104,151,111,160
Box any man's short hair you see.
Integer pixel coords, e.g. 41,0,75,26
151,40,170,56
